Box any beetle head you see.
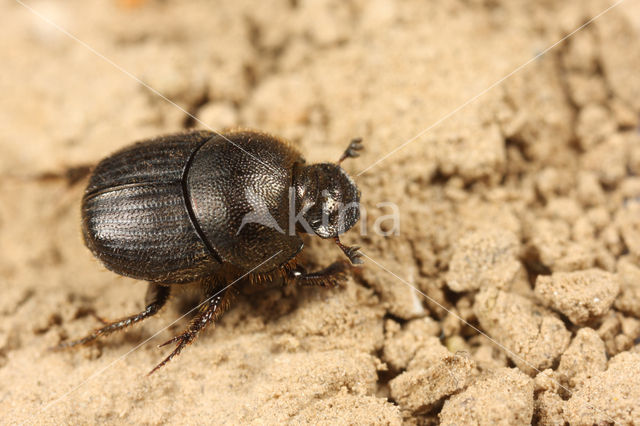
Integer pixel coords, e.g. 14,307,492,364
294,163,361,238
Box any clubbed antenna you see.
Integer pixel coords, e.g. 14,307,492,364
334,236,363,265
338,138,363,164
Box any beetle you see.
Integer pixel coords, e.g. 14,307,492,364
56,129,363,374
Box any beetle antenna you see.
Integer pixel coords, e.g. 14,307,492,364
334,236,363,265
338,138,363,164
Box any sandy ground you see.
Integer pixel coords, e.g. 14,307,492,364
2,0,640,424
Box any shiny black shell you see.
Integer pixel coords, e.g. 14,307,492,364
82,130,304,284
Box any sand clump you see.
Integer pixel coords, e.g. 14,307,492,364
439,367,534,425
535,269,620,324
382,317,442,371
557,327,607,389
564,352,640,424
389,354,475,416
475,288,571,375
2,0,640,424
446,228,521,292
534,369,567,425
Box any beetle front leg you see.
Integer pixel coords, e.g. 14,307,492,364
149,285,235,375
288,261,349,288
54,283,171,349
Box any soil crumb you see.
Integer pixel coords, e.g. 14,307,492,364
439,367,534,425
535,268,620,324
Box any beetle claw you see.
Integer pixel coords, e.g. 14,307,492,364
158,335,181,348
149,288,232,374
149,337,190,375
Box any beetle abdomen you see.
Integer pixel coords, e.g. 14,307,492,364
82,131,220,284
86,130,214,194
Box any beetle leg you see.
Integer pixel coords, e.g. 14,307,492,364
288,261,349,288
334,236,363,265
149,285,234,375
338,137,363,164
54,283,171,349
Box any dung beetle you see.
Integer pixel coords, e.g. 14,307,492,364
56,129,363,374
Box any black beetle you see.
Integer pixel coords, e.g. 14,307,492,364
56,129,363,374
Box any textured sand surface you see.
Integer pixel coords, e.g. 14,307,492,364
2,0,640,424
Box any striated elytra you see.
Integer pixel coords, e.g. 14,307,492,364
56,129,363,374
